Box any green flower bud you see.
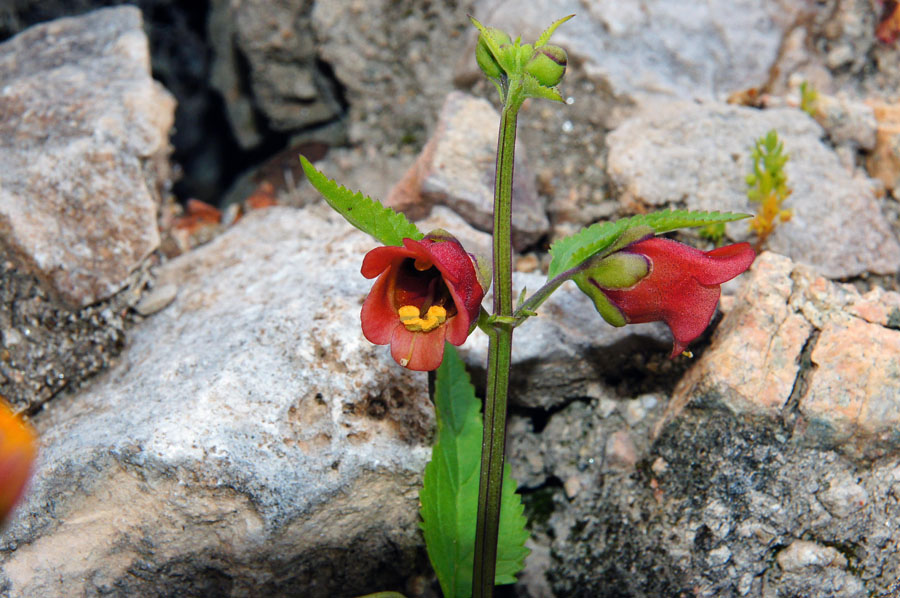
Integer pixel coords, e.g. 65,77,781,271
476,28,512,80
525,44,567,87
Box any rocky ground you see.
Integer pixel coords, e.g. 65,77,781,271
1,1,900,597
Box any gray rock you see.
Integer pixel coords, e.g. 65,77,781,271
387,91,549,250
208,0,344,148
312,0,471,148
469,0,799,101
0,6,174,308
0,206,433,597
813,93,877,151
606,100,900,278
458,271,671,409
541,411,899,597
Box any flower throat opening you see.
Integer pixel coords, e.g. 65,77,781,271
394,258,457,332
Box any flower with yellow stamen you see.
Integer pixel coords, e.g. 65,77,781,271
360,231,489,371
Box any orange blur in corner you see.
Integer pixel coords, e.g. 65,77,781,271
0,398,37,524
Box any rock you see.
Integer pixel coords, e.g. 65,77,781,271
818,474,868,519
606,100,900,278
458,271,671,409
387,91,550,250
544,411,898,597
133,283,178,316
776,540,847,572
312,0,470,148
0,6,174,308
468,0,800,102
208,0,343,148
671,251,900,459
866,101,900,195
604,430,638,472
813,94,877,151
0,206,433,597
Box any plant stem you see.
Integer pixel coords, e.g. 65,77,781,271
472,101,519,598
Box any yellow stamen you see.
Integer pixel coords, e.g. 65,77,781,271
397,305,447,333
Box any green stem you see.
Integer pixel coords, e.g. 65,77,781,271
472,100,520,598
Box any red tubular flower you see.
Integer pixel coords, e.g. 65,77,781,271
360,231,488,371
0,398,37,524
576,237,755,358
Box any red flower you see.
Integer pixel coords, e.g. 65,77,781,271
0,398,37,523
360,232,487,371
577,237,755,358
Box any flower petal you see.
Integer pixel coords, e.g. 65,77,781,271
361,269,399,345
361,245,415,279
695,243,756,285
390,326,447,371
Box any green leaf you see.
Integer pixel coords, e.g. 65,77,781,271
547,209,751,279
299,156,423,246
420,346,530,598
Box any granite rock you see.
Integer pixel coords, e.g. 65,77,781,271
387,91,549,250
866,101,900,195
0,206,433,597
543,411,900,597
606,100,900,278
672,252,900,459
0,6,174,308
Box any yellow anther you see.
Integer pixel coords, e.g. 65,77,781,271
398,305,447,333
398,305,420,322
413,258,432,271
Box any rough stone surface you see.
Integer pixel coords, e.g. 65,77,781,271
208,0,344,148
387,91,549,250
469,0,799,102
0,6,175,307
813,93,877,151
312,0,473,148
606,100,900,278
459,272,672,409
0,206,433,597
539,411,900,598
672,252,900,459
0,258,150,413
866,101,900,195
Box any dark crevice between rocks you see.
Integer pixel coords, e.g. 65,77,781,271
782,327,820,431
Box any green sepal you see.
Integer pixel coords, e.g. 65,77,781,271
582,253,649,289
523,74,564,102
299,156,423,246
572,274,627,327
420,345,530,598
535,14,575,48
547,210,751,279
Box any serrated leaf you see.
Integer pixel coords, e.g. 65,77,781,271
420,346,530,598
299,156,422,246
547,209,751,279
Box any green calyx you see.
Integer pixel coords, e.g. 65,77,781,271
572,251,650,328
573,275,627,327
